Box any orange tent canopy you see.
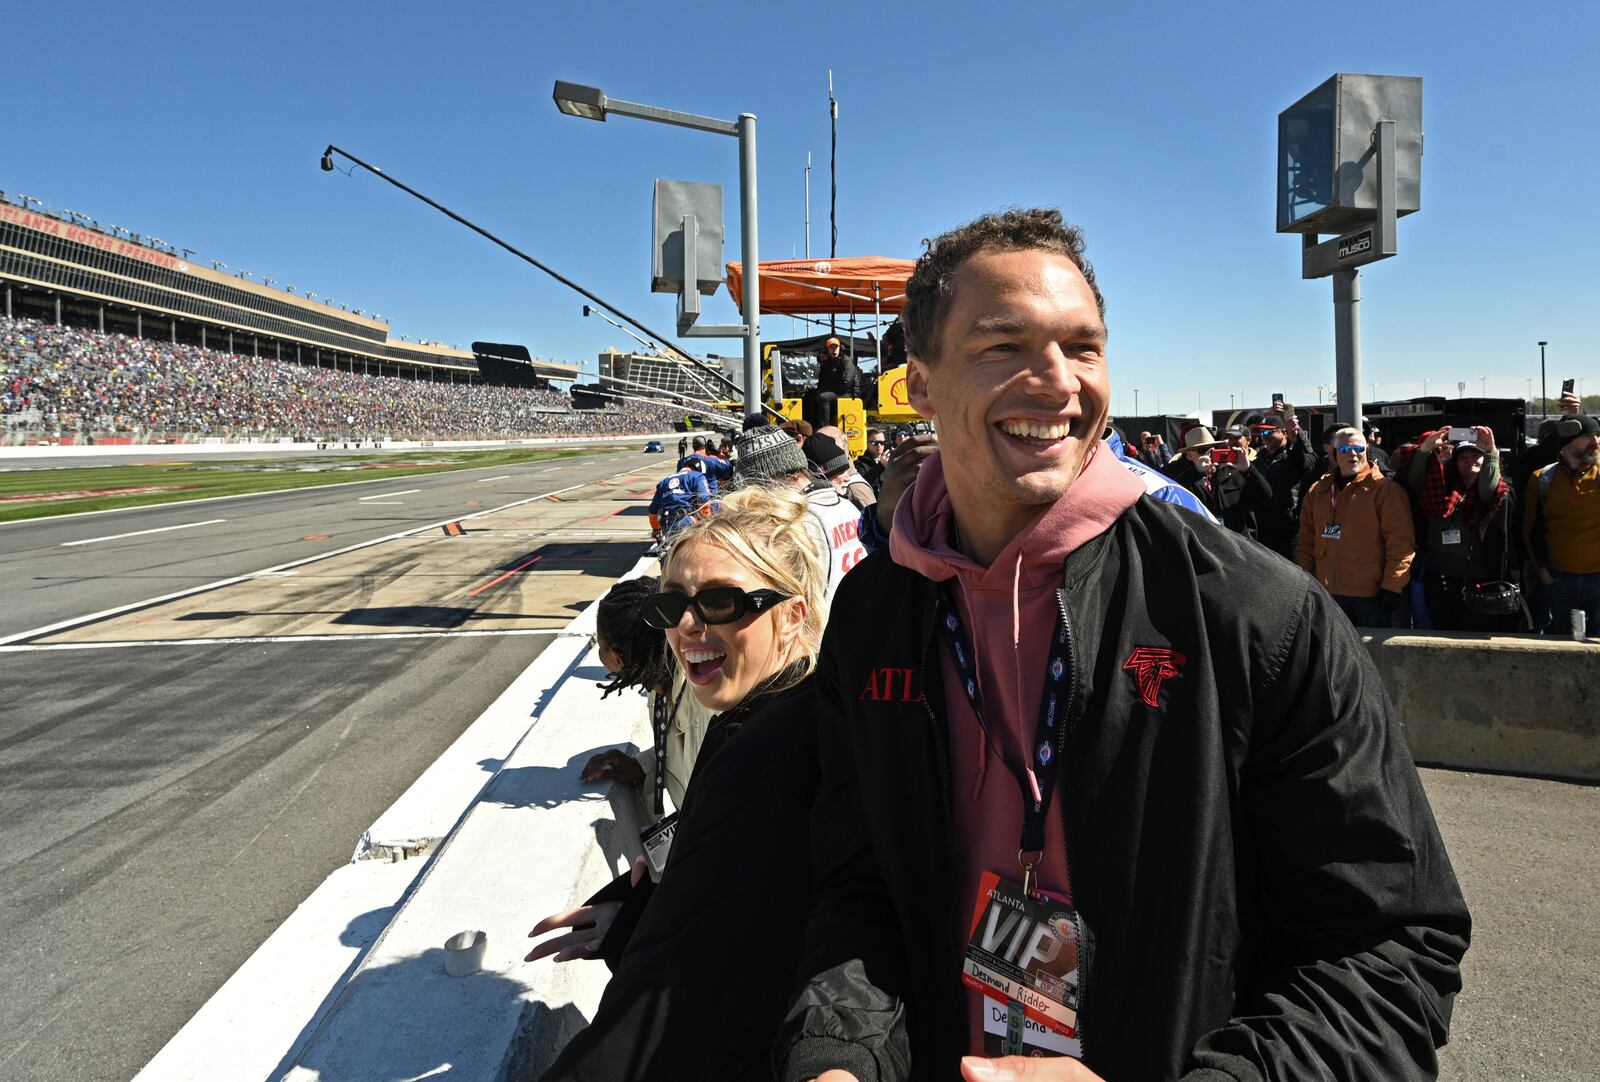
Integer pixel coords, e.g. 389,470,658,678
725,257,914,316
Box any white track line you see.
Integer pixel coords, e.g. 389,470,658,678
60,518,227,547
0,466,642,647
358,489,421,501
0,628,567,652
359,501,404,506
474,475,513,483
0,453,620,528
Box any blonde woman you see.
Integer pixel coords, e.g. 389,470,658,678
530,484,831,1081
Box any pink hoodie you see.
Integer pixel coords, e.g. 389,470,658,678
889,441,1144,1053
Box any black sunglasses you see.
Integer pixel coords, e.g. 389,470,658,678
641,586,792,629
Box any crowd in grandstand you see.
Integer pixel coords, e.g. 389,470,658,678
0,316,684,442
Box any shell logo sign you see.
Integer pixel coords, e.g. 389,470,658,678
876,364,918,419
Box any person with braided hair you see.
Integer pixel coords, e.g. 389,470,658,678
578,576,716,821
590,576,671,700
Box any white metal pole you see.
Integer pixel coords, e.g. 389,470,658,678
804,152,811,260
738,113,762,420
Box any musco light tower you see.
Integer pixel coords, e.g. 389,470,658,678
1279,74,1423,425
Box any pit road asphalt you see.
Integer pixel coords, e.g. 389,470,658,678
0,448,663,1081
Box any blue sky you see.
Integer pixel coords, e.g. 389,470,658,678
6,0,1597,414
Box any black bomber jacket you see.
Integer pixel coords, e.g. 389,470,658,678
778,496,1470,1082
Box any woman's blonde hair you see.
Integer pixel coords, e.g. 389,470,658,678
661,483,829,688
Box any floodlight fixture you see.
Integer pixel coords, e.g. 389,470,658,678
551,78,760,415
553,81,607,122
320,146,336,171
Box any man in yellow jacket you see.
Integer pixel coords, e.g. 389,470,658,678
1298,424,1416,627
1523,413,1600,637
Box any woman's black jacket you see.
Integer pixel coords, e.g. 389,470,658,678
541,674,818,1081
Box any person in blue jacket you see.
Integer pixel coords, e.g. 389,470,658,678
680,435,734,495
648,460,710,542
1106,427,1218,523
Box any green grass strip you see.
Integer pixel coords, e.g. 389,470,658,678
0,446,632,523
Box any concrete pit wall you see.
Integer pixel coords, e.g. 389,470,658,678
1365,631,1600,782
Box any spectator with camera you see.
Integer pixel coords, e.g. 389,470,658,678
1134,429,1169,468
1523,411,1600,637
1107,427,1217,521
1253,408,1318,561
1299,424,1416,627
1511,391,1585,495
1403,425,1517,632
1161,425,1271,534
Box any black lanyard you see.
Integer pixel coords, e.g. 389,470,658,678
937,584,1071,895
650,684,687,818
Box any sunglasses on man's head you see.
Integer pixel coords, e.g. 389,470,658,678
641,587,792,629
1335,443,1368,455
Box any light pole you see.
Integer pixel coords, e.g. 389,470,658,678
1538,340,1548,417
1134,388,1139,415
554,81,762,420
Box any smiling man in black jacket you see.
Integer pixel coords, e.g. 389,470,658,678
776,209,1469,1082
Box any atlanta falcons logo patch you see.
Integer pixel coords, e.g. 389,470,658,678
1123,646,1186,709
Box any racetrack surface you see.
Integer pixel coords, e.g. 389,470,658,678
0,448,655,642
0,449,670,1081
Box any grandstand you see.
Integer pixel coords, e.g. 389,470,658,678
1,316,683,444
596,347,735,406
0,196,577,386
